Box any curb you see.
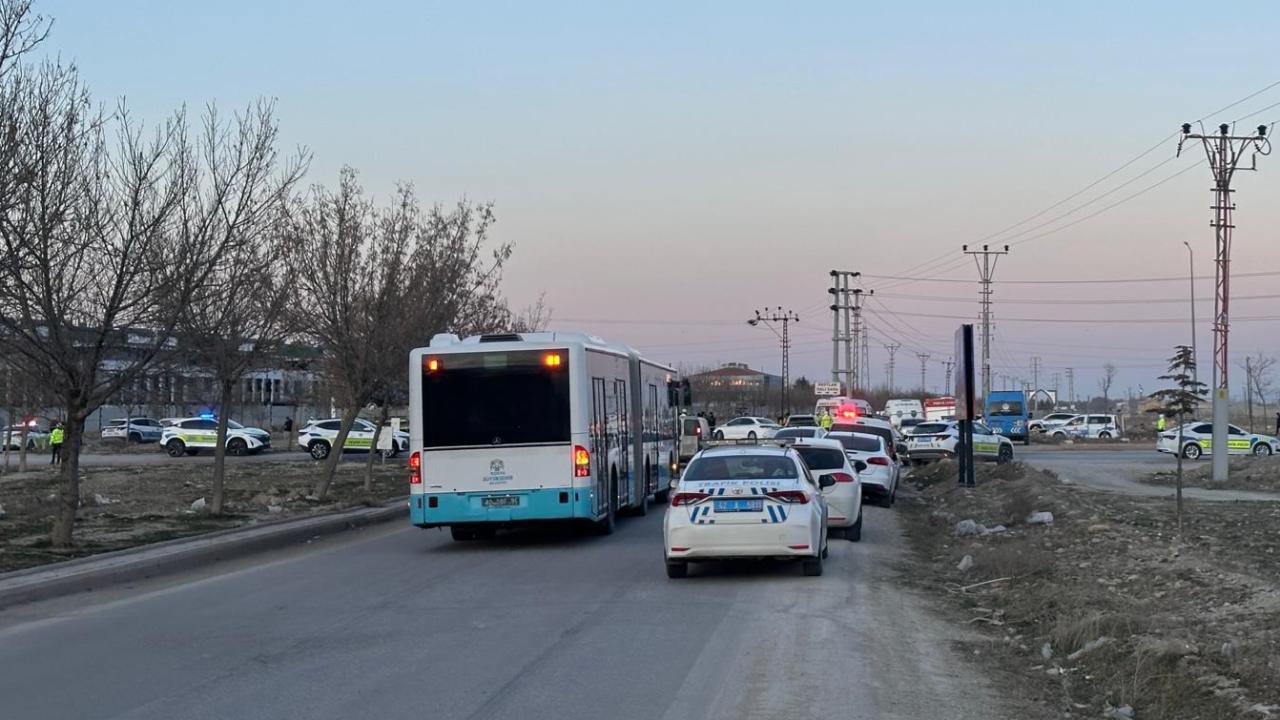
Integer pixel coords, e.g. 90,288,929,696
0,499,408,609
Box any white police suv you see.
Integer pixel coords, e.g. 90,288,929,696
297,418,409,460
1157,422,1280,460
161,416,272,457
664,445,830,578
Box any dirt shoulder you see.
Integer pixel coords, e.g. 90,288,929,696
1143,456,1280,493
0,456,407,573
900,460,1280,719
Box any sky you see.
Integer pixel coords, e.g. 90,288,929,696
42,0,1280,401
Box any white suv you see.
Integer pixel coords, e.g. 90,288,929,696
297,418,409,460
161,417,272,457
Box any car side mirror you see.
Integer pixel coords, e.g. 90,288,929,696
853,460,868,473
819,476,836,489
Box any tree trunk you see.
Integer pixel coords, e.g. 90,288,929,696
363,404,390,493
210,381,235,515
314,404,361,499
17,423,28,472
1175,414,1184,540
51,409,86,548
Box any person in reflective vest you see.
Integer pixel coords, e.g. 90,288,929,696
49,423,65,465
819,410,833,430
1156,414,1166,433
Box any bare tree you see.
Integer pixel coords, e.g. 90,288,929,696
175,102,308,514
1240,352,1276,434
290,170,512,499
1098,363,1117,409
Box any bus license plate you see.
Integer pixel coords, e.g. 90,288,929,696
482,496,519,508
714,499,763,513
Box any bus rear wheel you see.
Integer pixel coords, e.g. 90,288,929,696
595,472,618,535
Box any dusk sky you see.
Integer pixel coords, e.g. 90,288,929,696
46,0,1280,400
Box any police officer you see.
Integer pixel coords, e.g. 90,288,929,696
819,410,833,431
1156,414,1166,433
49,422,65,465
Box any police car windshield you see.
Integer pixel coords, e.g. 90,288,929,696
683,454,798,481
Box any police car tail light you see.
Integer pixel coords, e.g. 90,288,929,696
409,451,421,484
670,491,709,507
829,472,855,483
573,445,590,477
766,489,809,504
868,457,890,466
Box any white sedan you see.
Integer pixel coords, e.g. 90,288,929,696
790,437,862,540
664,445,830,578
828,431,901,508
1157,422,1280,459
712,417,780,441
904,421,1014,465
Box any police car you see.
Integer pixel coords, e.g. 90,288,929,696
664,445,830,578
161,416,272,457
1157,422,1280,460
297,418,410,460
904,420,1014,464
2,422,47,451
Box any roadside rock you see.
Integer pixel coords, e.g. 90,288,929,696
1068,636,1109,661
1041,642,1053,660
190,497,207,512
0,502,6,520
267,505,283,513
1103,704,1134,719
957,554,974,572
1026,511,1054,525
982,524,1007,535
93,494,114,506
955,519,983,536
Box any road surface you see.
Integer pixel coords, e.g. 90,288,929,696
0,508,1009,720
1019,447,1280,502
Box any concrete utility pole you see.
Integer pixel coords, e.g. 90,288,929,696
916,353,931,393
1178,122,1270,482
828,271,864,392
1051,372,1061,407
749,307,800,413
850,288,871,392
884,343,901,393
1030,356,1042,410
963,244,1009,402
942,357,955,394
1182,241,1198,386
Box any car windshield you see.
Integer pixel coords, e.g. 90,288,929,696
774,428,817,439
794,446,845,471
830,433,882,453
683,454,798,481
912,423,952,435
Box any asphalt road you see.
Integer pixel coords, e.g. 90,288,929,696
1018,447,1280,502
0,507,1009,720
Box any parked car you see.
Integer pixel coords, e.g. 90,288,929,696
827,431,900,507
711,417,779,441
161,417,272,457
785,414,817,428
1157,422,1279,459
679,414,710,466
789,437,863,540
297,417,410,460
1048,414,1122,440
830,416,905,464
883,398,925,428
904,420,1014,464
2,422,48,451
773,427,828,440
1028,412,1077,433
664,444,830,578
101,417,164,443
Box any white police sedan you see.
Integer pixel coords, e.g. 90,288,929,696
904,420,1014,464
664,445,830,578
1157,422,1280,460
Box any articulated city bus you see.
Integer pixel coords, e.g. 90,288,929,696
408,332,681,540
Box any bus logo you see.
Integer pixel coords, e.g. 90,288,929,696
490,460,505,475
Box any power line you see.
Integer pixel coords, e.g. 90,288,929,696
861,268,1280,286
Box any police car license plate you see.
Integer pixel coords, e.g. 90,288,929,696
713,499,763,512
482,496,519,508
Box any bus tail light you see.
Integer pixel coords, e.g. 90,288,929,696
573,445,590,477
409,451,421,484
671,491,709,507
766,489,809,504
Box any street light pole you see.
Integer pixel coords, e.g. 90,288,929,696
1183,241,1197,387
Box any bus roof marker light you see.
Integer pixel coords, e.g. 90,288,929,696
426,358,440,372
543,353,562,368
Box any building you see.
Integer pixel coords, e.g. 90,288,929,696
687,363,784,416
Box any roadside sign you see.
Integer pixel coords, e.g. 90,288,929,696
377,417,400,451
954,325,976,488
814,382,842,396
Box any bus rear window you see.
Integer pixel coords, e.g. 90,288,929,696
422,350,571,448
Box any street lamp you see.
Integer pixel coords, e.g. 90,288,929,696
1182,241,1197,386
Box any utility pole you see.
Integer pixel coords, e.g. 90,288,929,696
1178,121,1270,482
963,244,1009,402
1051,372,1061,408
1246,356,1254,433
749,307,800,414
1182,241,1198,386
828,271,862,393
942,357,955,394
884,343,901,393
1066,368,1075,409
916,353,931,393
850,288,871,392
1030,356,1042,411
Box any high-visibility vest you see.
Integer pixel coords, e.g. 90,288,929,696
50,427,65,444
1156,416,1166,432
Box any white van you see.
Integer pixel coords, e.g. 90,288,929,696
883,399,925,428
